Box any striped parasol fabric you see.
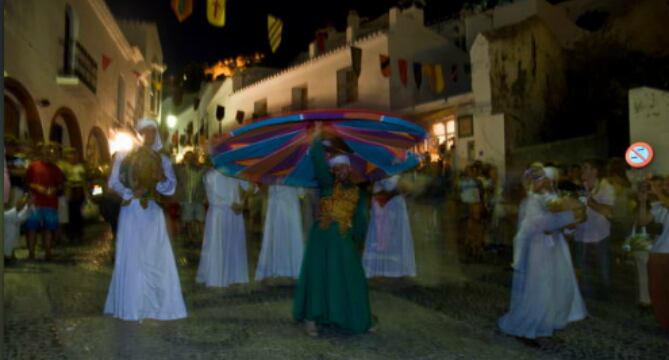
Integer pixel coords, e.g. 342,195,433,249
209,109,427,188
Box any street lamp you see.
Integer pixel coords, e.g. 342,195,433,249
167,114,178,129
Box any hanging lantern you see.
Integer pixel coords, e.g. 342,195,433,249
171,0,193,23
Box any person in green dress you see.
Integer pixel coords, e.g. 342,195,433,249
293,124,372,336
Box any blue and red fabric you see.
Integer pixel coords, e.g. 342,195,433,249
209,109,427,188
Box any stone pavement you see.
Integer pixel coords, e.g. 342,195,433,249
4,200,669,359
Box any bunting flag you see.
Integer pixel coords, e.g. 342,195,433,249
207,0,226,27
152,80,162,92
268,15,283,53
380,55,391,78
422,64,435,91
413,62,422,89
450,64,459,82
101,54,112,71
351,47,362,78
398,59,408,87
171,0,193,23
434,64,445,94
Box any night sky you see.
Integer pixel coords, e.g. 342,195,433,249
104,0,465,76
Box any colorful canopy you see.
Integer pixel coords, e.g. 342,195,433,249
209,109,427,188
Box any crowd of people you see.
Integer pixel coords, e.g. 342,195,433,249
5,120,668,341
4,136,96,263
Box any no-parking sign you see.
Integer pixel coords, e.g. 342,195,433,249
626,142,654,169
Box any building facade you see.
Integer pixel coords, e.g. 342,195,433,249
4,0,164,167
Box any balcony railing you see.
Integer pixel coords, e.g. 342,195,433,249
60,40,98,94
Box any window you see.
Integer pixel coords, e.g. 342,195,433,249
150,70,161,114
291,86,308,110
135,84,145,124
63,4,78,74
337,67,358,106
254,99,268,118
431,117,456,149
117,77,125,123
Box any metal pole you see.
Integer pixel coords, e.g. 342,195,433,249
1,0,7,353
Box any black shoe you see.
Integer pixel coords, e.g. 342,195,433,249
516,337,540,348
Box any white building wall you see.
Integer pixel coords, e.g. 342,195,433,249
629,87,669,176
4,0,158,160
207,33,390,134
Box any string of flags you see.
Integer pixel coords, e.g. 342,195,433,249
378,54,459,94
171,0,194,23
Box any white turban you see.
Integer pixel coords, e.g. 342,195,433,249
135,118,163,152
328,154,350,167
543,167,559,182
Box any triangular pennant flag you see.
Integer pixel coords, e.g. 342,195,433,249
268,15,283,53
398,59,408,87
101,54,112,71
450,64,459,82
434,64,445,94
207,0,226,27
413,62,422,89
380,55,391,78
171,0,193,23
351,47,362,78
422,64,435,91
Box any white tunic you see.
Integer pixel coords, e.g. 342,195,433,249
363,175,417,278
104,152,187,321
650,202,669,253
255,185,305,280
4,206,31,256
499,192,586,338
196,170,250,287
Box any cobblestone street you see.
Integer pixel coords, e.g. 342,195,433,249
4,200,669,359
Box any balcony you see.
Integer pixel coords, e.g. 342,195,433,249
57,41,98,95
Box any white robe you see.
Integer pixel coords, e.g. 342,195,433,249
363,175,416,278
196,170,250,287
499,193,587,339
255,185,305,280
104,152,187,321
4,206,31,256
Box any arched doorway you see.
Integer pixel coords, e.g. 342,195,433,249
86,127,111,170
49,107,83,156
4,77,44,145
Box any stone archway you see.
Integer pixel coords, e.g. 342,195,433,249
4,77,44,144
49,107,83,156
86,126,111,168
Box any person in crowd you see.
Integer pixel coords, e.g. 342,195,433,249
636,175,669,307
177,151,206,245
4,193,31,263
25,142,65,260
196,162,253,288
104,118,187,321
5,136,28,206
255,184,305,282
60,147,87,244
575,159,615,299
293,124,372,337
96,153,122,239
499,165,587,345
363,174,416,278
607,158,634,245
458,164,485,262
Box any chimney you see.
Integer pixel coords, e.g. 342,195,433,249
346,10,360,44
389,7,400,28
309,42,316,58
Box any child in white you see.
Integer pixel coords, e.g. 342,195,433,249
197,170,251,287
4,195,31,259
255,185,305,280
363,175,416,278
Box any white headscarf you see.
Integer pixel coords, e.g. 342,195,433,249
328,154,350,167
135,118,163,152
543,167,559,182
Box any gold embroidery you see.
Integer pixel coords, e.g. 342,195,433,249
319,184,359,234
